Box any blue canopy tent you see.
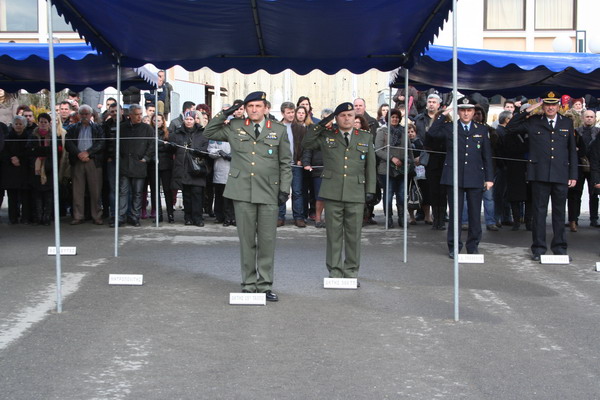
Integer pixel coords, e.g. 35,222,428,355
48,0,463,316
391,45,600,97
50,0,452,72
0,42,153,92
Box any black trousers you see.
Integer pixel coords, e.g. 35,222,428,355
148,168,174,218
428,169,447,228
213,183,234,222
567,170,598,223
446,186,483,253
182,184,204,224
7,188,32,224
34,189,53,223
531,181,568,255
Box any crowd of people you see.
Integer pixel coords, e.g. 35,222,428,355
1,85,600,248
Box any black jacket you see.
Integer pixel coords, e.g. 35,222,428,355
119,121,155,178
2,128,31,189
170,124,209,188
65,121,104,167
506,111,577,184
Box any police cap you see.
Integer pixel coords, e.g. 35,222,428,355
457,96,476,109
541,91,560,104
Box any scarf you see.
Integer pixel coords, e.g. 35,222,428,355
389,124,403,148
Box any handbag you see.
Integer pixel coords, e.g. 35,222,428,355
186,150,208,177
407,177,423,211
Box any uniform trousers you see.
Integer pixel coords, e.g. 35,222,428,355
446,186,483,253
531,181,568,255
324,200,364,278
71,160,102,221
233,201,278,292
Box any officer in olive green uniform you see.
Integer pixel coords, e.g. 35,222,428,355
302,102,376,280
204,92,292,301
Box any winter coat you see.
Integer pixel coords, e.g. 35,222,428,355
2,128,31,189
118,121,155,178
171,124,209,188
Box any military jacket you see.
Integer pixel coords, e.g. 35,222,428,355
506,111,577,184
302,124,376,203
427,116,494,188
204,112,292,205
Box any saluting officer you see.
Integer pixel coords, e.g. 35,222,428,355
505,91,577,261
302,102,376,281
427,97,494,258
204,91,292,301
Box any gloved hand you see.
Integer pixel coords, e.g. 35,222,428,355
223,100,243,117
318,113,335,127
278,191,289,206
219,150,232,161
365,193,375,205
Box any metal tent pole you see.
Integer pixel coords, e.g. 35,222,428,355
452,0,460,322
155,87,159,228
47,2,62,313
114,58,122,257
403,71,409,263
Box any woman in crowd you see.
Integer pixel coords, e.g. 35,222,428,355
196,105,214,218
408,122,432,225
207,138,235,226
170,111,209,227
294,105,314,127
0,89,19,126
26,113,58,225
150,113,176,223
375,109,412,228
376,103,390,127
2,115,32,224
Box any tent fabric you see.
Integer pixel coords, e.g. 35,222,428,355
0,43,153,92
391,45,600,98
50,0,453,73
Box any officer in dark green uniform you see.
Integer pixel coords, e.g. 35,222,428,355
204,92,292,301
302,102,376,280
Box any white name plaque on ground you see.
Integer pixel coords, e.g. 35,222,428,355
324,278,358,289
458,254,484,264
541,255,570,264
595,262,600,272
229,293,266,305
108,274,144,286
47,246,77,256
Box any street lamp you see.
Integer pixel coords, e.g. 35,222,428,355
552,34,572,53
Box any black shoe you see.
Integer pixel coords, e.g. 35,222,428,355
531,254,541,261
592,220,600,227
265,290,278,302
387,217,394,228
223,221,230,227
195,220,205,227
184,220,193,226
449,251,454,259
357,281,361,288
168,214,174,223
230,220,236,227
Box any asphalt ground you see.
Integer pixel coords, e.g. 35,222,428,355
1,204,599,399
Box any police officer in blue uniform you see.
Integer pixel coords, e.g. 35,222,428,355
427,97,494,258
505,91,577,261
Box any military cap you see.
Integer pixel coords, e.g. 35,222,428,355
541,91,560,104
456,96,476,109
244,91,267,104
334,102,354,116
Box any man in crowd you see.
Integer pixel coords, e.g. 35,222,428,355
278,101,305,227
22,107,37,135
506,91,577,261
568,109,600,229
65,105,105,225
115,104,155,227
204,91,292,302
302,102,376,282
59,100,73,128
102,102,123,221
427,97,494,258
169,101,195,133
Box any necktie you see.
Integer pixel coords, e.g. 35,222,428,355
463,124,469,132
344,132,350,146
549,120,554,129
254,123,260,137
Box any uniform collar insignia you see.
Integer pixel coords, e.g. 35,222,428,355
244,119,251,126
266,120,272,129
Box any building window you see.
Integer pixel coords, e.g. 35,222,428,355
485,0,525,31
51,5,73,32
535,0,575,30
0,0,38,32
